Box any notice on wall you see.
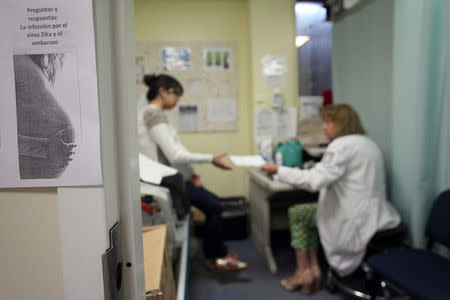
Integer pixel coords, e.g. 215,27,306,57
262,55,287,87
203,48,232,71
0,1,102,187
254,108,297,139
299,96,323,120
207,99,236,122
136,56,145,84
162,47,191,71
136,41,238,132
277,108,298,138
178,104,199,132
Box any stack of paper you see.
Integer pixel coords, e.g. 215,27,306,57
139,153,178,184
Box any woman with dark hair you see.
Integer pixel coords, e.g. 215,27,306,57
261,104,400,294
137,74,247,271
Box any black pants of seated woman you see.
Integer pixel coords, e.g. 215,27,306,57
186,181,228,259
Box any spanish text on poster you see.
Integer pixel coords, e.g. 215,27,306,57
0,1,102,187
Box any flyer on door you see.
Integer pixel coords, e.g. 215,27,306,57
0,1,102,187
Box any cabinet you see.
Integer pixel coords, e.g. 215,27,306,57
247,168,318,274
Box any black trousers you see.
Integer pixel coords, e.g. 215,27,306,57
186,181,228,259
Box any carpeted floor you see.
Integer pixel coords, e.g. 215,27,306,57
187,231,347,300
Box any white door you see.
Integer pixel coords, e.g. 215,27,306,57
0,0,144,299
0,0,145,298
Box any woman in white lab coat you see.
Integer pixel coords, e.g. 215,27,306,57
138,74,248,271
261,104,400,294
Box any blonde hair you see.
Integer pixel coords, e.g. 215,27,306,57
320,104,366,138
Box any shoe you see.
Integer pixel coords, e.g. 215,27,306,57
280,269,318,294
311,266,323,292
314,275,322,291
300,282,315,295
280,278,299,291
280,270,308,292
300,276,321,295
205,254,248,272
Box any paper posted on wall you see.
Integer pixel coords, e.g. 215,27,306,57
261,55,286,87
0,0,102,187
178,103,199,132
207,99,237,122
162,47,191,71
299,96,323,120
254,108,297,139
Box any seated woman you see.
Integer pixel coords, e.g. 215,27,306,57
137,73,247,271
261,104,400,294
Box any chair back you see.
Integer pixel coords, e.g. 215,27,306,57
425,189,450,248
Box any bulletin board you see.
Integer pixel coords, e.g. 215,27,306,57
136,41,238,132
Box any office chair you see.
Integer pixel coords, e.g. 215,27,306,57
325,222,406,299
267,189,405,298
366,189,450,299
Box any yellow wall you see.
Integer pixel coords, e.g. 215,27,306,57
135,0,298,197
135,0,252,197
249,0,298,109
249,0,299,150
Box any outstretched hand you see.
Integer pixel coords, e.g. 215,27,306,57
212,153,232,170
260,162,279,175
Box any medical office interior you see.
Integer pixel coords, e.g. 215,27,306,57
1,0,449,300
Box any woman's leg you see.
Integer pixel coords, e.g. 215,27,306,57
186,182,247,271
186,181,227,259
308,250,322,288
303,206,321,283
295,248,310,271
282,203,318,290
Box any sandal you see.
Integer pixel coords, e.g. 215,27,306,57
280,269,316,294
280,270,304,291
312,266,322,290
299,270,320,295
280,278,299,291
206,254,248,272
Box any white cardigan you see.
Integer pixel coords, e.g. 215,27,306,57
137,104,212,180
277,134,400,276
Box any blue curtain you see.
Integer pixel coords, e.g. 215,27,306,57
391,0,450,247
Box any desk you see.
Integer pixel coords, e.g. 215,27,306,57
247,168,318,274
